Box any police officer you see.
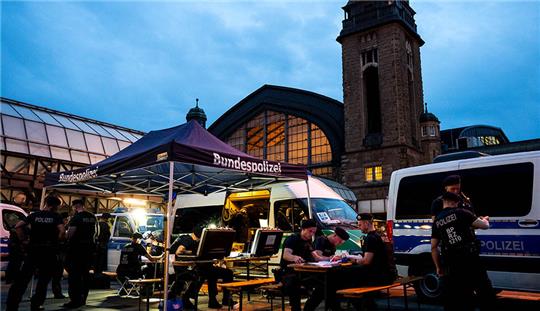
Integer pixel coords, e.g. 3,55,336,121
431,175,474,219
279,219,318,311
51,212,69,299
116,232,162,295
6,196,65,311
95,212,112,275
64,199,98,309
304,227,350,311
431,192,495,311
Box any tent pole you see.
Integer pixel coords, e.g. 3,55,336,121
163,161,175,310
39,187,47,210
305,178,313,219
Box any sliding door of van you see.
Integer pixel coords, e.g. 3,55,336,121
457,160,538,291
274,199,307,233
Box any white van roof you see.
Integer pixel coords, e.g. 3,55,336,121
269,176,344,201
174,176,346,210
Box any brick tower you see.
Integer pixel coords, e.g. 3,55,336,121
337,0,436,212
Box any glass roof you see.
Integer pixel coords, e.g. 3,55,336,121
0,98,145,165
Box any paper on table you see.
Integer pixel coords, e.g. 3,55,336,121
307,261,341,267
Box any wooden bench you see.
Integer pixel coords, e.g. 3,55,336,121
336,276,424,310
219,277,276,311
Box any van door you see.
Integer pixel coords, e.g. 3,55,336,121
108,215,134,271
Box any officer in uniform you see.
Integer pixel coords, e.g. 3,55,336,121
95,212,112,275
303,227,350,311
64,199,98,309
279,219,318,311
6,196,64,311
431,175,474,219
431,192,495,311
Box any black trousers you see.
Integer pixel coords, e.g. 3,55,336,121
94,245,108,275
66,247,94,304
442,253,496,311
6,248,58,311
51,251,65,296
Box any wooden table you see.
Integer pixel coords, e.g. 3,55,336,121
289,262,353,311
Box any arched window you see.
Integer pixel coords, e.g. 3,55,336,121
364,66,382,134
225,110,334,178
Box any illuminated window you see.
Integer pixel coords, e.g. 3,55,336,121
365,165,383,182
479,136,500,146
224,110,334,177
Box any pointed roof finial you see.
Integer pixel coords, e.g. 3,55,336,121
196,98,199,108
424,102,428,113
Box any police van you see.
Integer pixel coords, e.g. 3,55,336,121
388,150,540,301
173,176,362,253
0,203,28,271
98,208,164,271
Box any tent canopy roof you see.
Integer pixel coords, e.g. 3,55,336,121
45,120,307,197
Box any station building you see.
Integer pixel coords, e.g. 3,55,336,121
2,0,538,213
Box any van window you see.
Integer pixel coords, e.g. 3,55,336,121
396,162,534,219
173,206,222,234
113,216,133,238
2,209,25,230
302,198,358,226
274,200,307,232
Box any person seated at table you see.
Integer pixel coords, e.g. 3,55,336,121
303,227,350,311
278,219,318,311
313,226,349,260
116,232,162,288
346,213,396,285
172,225,234,309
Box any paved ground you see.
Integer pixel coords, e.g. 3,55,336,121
1,278,539,310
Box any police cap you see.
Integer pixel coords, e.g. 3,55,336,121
72,199,85,206
132,232,143,239
356,213,373,221
334,227,349,241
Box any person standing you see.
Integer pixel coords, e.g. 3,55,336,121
5,196,65,311
431,192,495,311
431,175,474,219
279,219,318,311
63,199,98,309
50,212,69,299
95,213,112,275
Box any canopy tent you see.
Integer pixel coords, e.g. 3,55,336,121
44,120,308,309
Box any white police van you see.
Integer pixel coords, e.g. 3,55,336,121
98,208,164,271
0,203,27,271
388,150,540,301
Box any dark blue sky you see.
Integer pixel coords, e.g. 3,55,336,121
2,1,539,141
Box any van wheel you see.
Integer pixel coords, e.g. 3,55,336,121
410,264,443,303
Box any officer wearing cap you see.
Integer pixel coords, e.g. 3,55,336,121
63,199,98,309
313,226,349,260
431,192,495,310
6,196,65,311
279,218,318,311
303,227,350,311
347,213,396,284
116,232,162,290
431,175,474,219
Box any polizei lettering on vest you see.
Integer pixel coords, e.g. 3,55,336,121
59,167,99,183
213,153,282,175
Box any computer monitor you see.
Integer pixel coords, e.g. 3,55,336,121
249,229,283,257
195,228,236,260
